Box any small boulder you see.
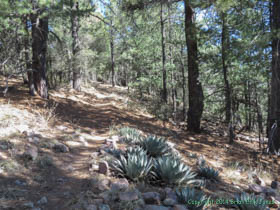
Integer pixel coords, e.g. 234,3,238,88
265,187,277,197
144,205,169,210
119,191,139,201
98,204,110,210
37,196,48,205
98,179,110,191
86,204,97,210
271,181,280,189
172,204,188,210
142,192,161,205
98,161,109,175
248,184,265,194
92,199,103,205
254,175,266,186
111,178,129,192
163,198,177,206
23,202,34,208
23,146,38,161
53,143,69,153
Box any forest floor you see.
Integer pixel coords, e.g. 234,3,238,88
0,77,280,210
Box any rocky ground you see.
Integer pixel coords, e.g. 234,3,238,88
0,78,280,210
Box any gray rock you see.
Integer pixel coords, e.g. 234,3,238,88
172,205,188,210
23,202,34,208
98,204,110,210
15,180,27,186
53,143,69,153
98,179,110,191
144,205,170,210
98,161,109,175
23,146,38,161
100,191,111,203
90,152,100,158
31,208,41,210
86,204,97,210
253,175,266,186
163,198,177,206
248,184,265,194
37,196,48,205
111,178,129,192
142,192,161,204
119,191,139,201
265,187,277,197
92,199,103,205
271,181,280,189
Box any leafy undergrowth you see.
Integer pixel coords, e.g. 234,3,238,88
0,77,279,210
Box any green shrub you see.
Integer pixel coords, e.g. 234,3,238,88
112,149,153,182
140,136,170,157
153,156,202,186
197,166,220,182
234,192,268,210
176,187,209,210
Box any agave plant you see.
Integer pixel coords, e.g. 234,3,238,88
105,148,124,159
197,166,220,182
118,127,143,144
176,187,209,210
111,150,153,182
140,136,170,157
153,156,203,186
126,146,147,156
234,193,268,210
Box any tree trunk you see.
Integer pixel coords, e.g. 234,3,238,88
221,12,231,124
160,2,167,103
71,0,81,91
110,21,115,87
180,45,186,120
185,0,204,132
30,4,49,99
268,0,280,153
23,15,35,96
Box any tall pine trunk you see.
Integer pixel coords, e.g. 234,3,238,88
221,12,231,124
110,20,115,87
30,3,49,99
160,2,167,103
71,0,81,91
185,0,204,132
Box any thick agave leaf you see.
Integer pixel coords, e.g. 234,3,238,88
176,187,209,210
118,127,143,144
112,151,153,182
154,156,201,186
126,146,147,156
140,136,170,157
197,166,220,182
234,192,269,210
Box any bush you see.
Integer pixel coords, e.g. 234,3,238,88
176,187,209,210
234,192,269,210
140,136,170,157
153,156,203,186
111,149,153,182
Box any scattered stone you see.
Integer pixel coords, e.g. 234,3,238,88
90,152,100,158
163,198,177,206
23,202,34,208
111,178,129,192
92,199,103,205
98,179,110,191
15,180,27,186
98,204,110,210
37,196,48,205
271,181,280,189
265,187,277,197
53,143,69,153
98,161,109,175
90,164,99,171
142,192,161,205
172,204,188,210
248,184,265,194
253,175,266,186
23,146,38,161
164,188,177,201
144,205,169,210
119,191,139,201
86,204,98,210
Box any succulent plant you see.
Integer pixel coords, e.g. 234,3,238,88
105,148,124,159
126,146,147,156
176,187,209,210
234,192,269,210
153,156,203,186
197,166,220,182
111,149,153,182
140,136,170,157
118,127,143,144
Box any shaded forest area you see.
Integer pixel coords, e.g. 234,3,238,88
1,1,280,210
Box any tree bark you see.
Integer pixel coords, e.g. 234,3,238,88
23,15,35,96
110,20,115,87
30,3,49,99
160,2,167,103
71,0,81,91
185,0,204,132
221,12,231,124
